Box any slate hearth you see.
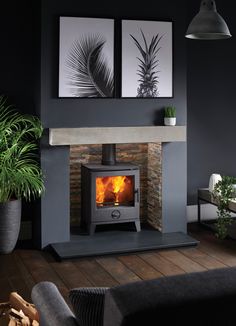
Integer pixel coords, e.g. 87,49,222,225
50,224,198,260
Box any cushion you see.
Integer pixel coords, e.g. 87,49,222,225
103,267,236,326
69,287,108,326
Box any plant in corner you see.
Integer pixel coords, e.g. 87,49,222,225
164,106,176,126
213,176,236,240
0,95,44,254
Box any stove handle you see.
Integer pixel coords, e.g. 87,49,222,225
134,188,139,203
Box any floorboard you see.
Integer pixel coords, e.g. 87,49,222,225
96,257,141,284
0,278,13,302
139,252,186,276
1,223,236,303
192,231,236,266
13,252,35,291
158,249,207,273
179,247,227,270
17,250,69,301
74,259,118,287
118,254,163,280
50,261,92,289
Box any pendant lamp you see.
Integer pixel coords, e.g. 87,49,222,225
185,0,231,40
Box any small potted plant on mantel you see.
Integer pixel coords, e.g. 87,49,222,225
0,95,44,254
164,106,176,126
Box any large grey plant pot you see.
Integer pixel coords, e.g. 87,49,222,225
0,199,21,254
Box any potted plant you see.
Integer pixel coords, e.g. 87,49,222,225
213,176,236,239
164,106,176,126
0,96,44,254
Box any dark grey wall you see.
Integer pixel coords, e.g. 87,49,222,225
187,0,236,204
0,1,40,225
0,1,36,115
37,0,188,247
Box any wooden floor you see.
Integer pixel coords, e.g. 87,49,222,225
1,223,236,304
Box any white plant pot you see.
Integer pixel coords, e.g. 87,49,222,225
208,173,222,193
164,117,176,126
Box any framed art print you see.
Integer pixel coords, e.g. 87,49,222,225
59,17,114,98
121,20,173,98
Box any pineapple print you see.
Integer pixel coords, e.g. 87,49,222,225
130,30,163,98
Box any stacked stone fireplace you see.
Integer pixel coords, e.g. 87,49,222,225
70,142,162,232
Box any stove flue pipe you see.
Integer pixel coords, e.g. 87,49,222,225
102,144,116,165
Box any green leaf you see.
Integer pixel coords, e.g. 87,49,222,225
0,95,44,203
213,175,236,239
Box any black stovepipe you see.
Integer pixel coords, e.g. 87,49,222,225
102,144,116,165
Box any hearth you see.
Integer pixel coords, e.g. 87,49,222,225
81,144,141,235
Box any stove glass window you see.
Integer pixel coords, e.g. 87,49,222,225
96,175,134,207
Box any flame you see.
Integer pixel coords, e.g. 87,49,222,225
96,175,133,206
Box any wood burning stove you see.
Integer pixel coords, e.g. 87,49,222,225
81,144,141,235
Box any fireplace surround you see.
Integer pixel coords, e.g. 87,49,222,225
36,126,198,258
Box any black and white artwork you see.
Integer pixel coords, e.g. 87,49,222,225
122,20,173,98
59,17,114,98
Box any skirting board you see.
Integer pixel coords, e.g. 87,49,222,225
50,226,198,261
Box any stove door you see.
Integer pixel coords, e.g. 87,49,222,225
91,169,140,223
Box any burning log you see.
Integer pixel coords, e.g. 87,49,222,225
96,175,134,207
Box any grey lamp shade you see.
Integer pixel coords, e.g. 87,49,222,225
185,0,231,40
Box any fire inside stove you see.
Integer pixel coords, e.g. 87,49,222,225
96,175,134,207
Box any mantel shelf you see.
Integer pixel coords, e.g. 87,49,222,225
49,126,186,146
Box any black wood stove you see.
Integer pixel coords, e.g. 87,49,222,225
81,144,141,235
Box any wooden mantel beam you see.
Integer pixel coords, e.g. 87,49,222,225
49,126,186,146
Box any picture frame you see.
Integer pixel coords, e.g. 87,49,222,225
58,17,115,98
121,20,173,98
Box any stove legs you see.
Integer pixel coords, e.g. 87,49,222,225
89,224,96,235
135,221,141,232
